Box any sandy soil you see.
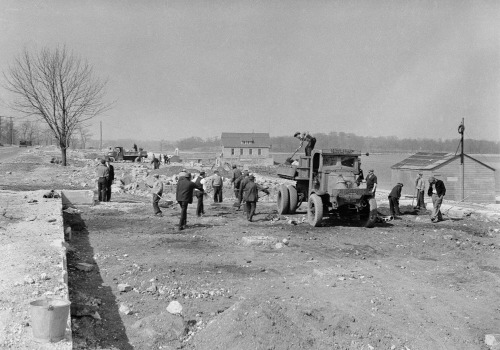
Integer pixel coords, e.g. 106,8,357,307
1,146,500,350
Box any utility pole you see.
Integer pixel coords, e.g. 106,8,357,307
100,121,102,150
458,118,465,201
9,117,14,146
0,116,2,145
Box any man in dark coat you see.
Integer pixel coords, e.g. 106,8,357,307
236,170,250,210
151,154,160,170
427,176,446,222
96,158,109,202
230,165,242,199
105,157,115,202
240,175,269,222
193,171,206,217
176,172,204,230
294,131,316,157
388,182,403,218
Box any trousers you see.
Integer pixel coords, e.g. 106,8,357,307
97,177,107,202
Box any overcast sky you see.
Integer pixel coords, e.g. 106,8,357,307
0,0,499,142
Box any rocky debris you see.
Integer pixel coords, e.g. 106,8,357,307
76,263,95,272
241,236,278,247
118,283,133,292
486,334,500,348
25,215,37,221
119,303,133,315
166,300,183,315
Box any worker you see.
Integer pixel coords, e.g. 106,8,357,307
133,143,138,152
388,182,403,218
176,172,204,231
151,154,160,169
235,170,250,210
355,161,364,187
240,175,270,222
414,172,425,210
294,131,316,156
427,176,446,223
211,170,223,203
95,158,109,202
230,165,242,199
193,171,206,217
366,169,377,196
105,156,115,202
150,173,164,217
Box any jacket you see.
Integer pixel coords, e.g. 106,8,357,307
241,180,268,202
152,179,163,195
415,177,424,191
176,178,203,203
428,179,446,197
238,176,250,198
96,164,109,178
212,174,223,187
231,169,242,185
107,164,115,182
389,184,403,199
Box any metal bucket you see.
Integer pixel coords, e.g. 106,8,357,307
30,298,70,343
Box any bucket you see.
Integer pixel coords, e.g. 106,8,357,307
30,298,70,343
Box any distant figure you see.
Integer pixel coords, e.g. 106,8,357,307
428,177,446,223
240,175,270,222
176,172,204,231
105,157,115,202
414,172,425,209
211,170,223,203
388,183,403,218
175,148,179,156
150,173,164,217
133,143,138,152
151,154,160,169
365,169,377,195
294,131,316,156
193,171,207,217
230,165,242,199
96,159,109,202
356,161,364,187
237,170,250,211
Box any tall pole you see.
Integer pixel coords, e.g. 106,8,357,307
0,116,2,144
458,118,465,201
100,121,102,150
9,117,14,146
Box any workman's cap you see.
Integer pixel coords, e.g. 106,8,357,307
368,169,374,172
178,171,187,178
398,182,403,186
100,159,106,164
293,131,301,137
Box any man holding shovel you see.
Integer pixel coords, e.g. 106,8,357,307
151,174,164,217
414,172,425,210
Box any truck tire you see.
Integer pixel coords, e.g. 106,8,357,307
307,194,323,227
277,184,290,214
287,185,298,214
361,197,377,228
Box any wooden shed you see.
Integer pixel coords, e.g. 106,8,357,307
391,152,496,203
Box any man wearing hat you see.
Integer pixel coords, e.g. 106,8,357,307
95,158,109,202
294,131,316,157
427,176,446,223
150,173,164,217
240,175,270,222
230,164,242,198
176,171,204,230
193,171,206,217
235,170,250,210
105,157,115,202
388,182,404,218
365,169,378,195
414,172,425,209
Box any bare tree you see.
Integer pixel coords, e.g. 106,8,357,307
3,46,111,165
76,125,93,149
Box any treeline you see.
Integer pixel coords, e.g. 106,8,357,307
97,132,500,154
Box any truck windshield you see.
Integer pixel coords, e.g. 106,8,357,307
340,156,356,167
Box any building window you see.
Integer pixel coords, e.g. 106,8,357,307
258,149,262,155
231,148,234,155
241,140,254,145
249,149,253,155
240,148,243,155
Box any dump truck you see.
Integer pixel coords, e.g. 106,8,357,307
276,148,377,227
107,146,148,162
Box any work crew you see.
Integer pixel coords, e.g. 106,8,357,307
193,171,206,217
105,157,115,202
96,159,109,202
176,172,204,231
235,170,250,210
230,164,242,200
211,170,223,203
414,172,425,209
151,173,164,217
388,182,404,218
428,176,446,223
240,175,270,222
294,131,317,156
365,169,378,196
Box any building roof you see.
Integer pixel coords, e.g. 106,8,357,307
221,132,271,148
391,152,495,171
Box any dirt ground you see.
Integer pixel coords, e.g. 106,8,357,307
1,146,500,350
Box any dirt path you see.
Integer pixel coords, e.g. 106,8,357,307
2,147,500,350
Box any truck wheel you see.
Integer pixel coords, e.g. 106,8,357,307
277,184,289,214
287,185,298,214
307,194,323,227
361,198,377,228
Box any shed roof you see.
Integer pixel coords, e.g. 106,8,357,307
221,132,271,148
391,152,495,171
